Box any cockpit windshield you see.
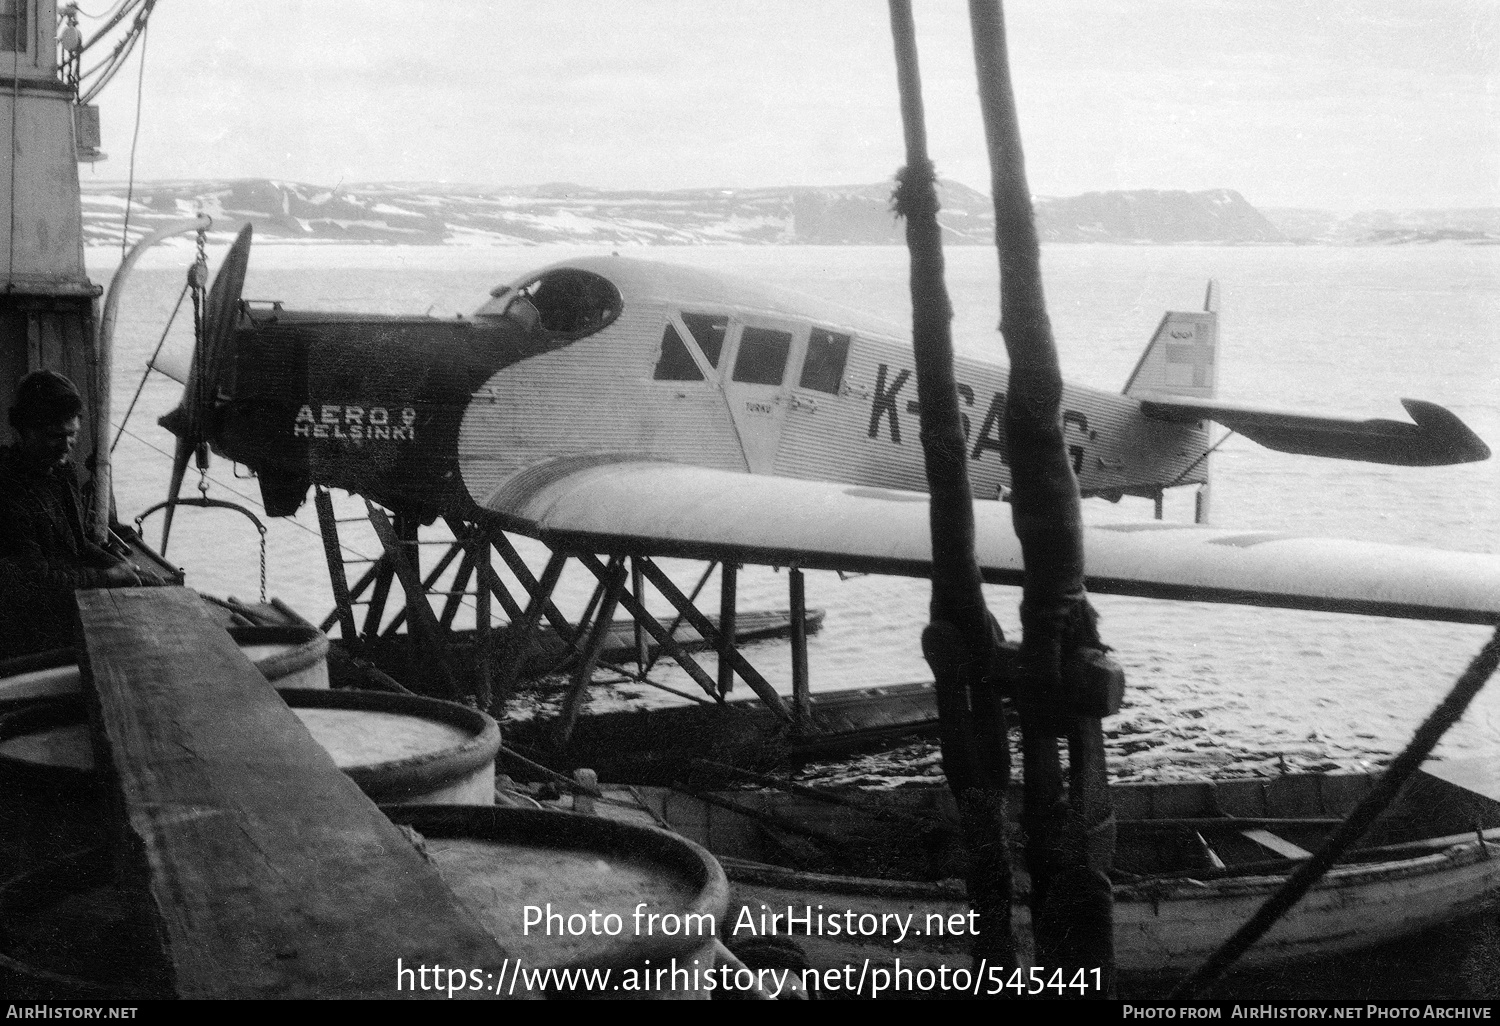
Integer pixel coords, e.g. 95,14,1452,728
476,268,623,339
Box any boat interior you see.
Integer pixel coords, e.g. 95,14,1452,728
542,764,1500,889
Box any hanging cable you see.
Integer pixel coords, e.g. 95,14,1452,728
70,1,129,22
1167,429,1236,488
117,13,147,260
111,230,208,452
76,0,142,57
112,422,379,566
77,0,152,106
111,278,186,450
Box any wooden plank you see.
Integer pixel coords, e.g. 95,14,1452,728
1421,757,1500,806
365,503,460,699
313,487,360,646
1194,831,1227,870
635,557,792,721
1240,828,1314,860
717,562,737,697
77,587,518,1000
789,568,810,728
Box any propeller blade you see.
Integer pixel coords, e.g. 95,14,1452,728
161,434,192,555
182,223,253,446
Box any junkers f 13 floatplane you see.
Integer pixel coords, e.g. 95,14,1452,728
151,225,1499,760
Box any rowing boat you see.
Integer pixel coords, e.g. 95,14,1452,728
503,680,939,780
523,759,1500,982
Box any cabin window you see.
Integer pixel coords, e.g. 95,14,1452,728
681,312,727,368
799,328,850,394
0,0,28,52
476,267,622,339
653,322,703,381
732,327,792,386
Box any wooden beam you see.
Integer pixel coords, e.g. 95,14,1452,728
718,563,738,698
319,559,381,633
643,561,717,676
632,559,649,672
382,539,465,636
313,487,359,646
438,549,477,630
490,534,578,644
76,587,517,1000
555,557,628,747
442,517,525,624
362,557,396,639
575,553,721,702
472,538,494,710
500,550,569,690
789,568,811,729
366,503,460,700
633,558,791,721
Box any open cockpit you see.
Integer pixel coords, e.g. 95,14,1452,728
476,267,624,339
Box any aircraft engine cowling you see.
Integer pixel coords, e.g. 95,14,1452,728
160,226,583,526
209,309,551,524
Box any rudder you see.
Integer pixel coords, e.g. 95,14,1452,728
1122,281,1218,400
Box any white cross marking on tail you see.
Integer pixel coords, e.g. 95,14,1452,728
1165,342,1214,387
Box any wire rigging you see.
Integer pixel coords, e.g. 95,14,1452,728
116,12,147,258
73,0,154,105
112,420,379,567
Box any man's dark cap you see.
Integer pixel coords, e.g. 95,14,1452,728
9,370,84,430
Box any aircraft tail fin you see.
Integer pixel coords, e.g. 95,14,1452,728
1123,281,1219,400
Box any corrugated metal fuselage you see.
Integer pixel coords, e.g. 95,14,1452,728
456,262,1209,515
213,258,1208,523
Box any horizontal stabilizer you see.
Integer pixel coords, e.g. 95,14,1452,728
1137,395,1490,467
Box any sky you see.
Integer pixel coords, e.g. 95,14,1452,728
77,0,1500,212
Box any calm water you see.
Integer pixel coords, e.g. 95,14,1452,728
92,241,1500,782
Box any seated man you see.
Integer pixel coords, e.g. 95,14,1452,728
0,370,169,657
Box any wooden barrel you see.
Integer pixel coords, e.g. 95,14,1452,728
0,689,500,874
0,624,330,712
386,805,730,999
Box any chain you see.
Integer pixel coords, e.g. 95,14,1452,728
258,522,268,605
192,220,266,605
189,225,208,409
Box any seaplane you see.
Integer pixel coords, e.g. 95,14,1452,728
145,224,1500,746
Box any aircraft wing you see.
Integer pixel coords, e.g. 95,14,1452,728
1137,394,1490,467
478,458,1500,625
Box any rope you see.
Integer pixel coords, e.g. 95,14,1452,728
117,12,146,261
111,420,376,565
71,1,130,22
110,278,186,452
76,0,151,102
76,0,141,56
1167,429,1236,489
1169,625,1500,998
